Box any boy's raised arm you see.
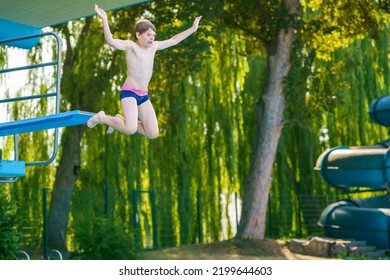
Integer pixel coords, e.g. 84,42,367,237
156,16,202,51
95,4,131,51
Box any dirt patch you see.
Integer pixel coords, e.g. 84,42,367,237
144,238,337,260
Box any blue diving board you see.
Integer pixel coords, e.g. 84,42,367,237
0,110,94,137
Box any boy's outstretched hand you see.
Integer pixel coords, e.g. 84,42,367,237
192,16,202,32
95,4,107,21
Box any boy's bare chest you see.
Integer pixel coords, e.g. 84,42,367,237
128,47,155,65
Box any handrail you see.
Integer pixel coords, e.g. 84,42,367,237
0,61,57,75
0,32,62,173
0,92,57,104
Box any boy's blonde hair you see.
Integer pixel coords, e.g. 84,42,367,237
134,19,156,39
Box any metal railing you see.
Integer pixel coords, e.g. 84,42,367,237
0,32,62,183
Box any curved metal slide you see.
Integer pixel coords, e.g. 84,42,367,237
316,95,390,249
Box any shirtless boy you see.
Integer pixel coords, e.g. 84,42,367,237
88,5,202,139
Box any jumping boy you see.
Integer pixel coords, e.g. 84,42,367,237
88,5,202,139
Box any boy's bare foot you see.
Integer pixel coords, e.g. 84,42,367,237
106,126,114,134
87,111,106,128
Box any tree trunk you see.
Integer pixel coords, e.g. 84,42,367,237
236,0,300,239
48,125,85,254
46,18,92,255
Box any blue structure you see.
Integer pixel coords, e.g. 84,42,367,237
0,0,149,48
0,111,94,137
318,199,390,249
0,160,25,178
0,19,42,49
316,145,390,191
0,31,65,183
316,95,390,249
0,1,148,183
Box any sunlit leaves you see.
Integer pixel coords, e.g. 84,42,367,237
302,0,388,61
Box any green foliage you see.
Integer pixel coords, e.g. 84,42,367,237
0,46,6,69
2,0,390,253
218,0,285,45
0,189,20,260
302,0,389,61
72,218,139,260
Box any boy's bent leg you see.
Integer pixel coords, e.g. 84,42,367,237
88,111,127,132
120,97,139,135
106,114,148,136
106,114,124,134
88,98,138,134
138,100,159,139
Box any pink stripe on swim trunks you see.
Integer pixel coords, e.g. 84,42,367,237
121,83,148,96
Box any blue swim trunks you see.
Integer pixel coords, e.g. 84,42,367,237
119,83,149,105
120,90,149,105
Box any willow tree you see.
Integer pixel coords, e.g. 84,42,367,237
218,0,390,239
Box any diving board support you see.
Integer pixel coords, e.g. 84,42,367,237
0,31,63,176
0,160,26,178
0,32,94,182
0,135,25,183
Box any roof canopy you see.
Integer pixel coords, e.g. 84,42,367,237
0,0,148,28
0,0,149,48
